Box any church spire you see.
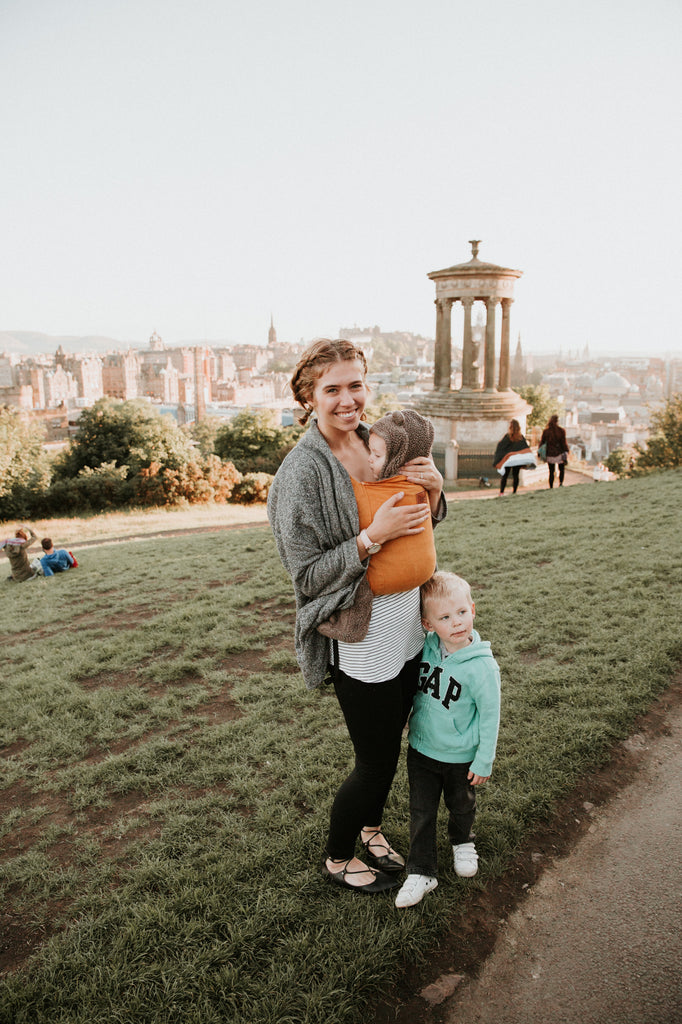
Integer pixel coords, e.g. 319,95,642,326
268,315,277,346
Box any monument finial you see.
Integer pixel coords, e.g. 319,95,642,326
469,239,481,260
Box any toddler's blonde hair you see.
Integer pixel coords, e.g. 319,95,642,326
420,571,473,618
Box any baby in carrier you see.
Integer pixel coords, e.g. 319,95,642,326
318,409,437,642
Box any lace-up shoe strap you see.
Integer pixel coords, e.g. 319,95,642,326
453,842,479,877
394,873,438,908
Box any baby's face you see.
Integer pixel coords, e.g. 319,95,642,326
368,433,387,479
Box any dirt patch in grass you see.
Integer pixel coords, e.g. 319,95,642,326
518,646,542,663
374,671,682,1024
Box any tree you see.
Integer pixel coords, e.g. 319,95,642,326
604,448,633,477
517,385,559,428
631,394,682,471
182,415,222,458
54,398,195,480
365,393,402,423
214,409,303,473
0,406,52,518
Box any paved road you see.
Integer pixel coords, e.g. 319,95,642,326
440,695,682,1024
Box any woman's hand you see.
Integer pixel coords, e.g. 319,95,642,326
400,455,442,493
368,492,431,545
400,456,443,515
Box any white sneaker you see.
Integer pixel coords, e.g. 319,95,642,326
453,842,478,877
394,873,438,908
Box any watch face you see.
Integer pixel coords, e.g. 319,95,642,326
368,542,381,554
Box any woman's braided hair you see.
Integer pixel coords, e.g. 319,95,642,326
289,339,369,425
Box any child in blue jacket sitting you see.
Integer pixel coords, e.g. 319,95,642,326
40,538,76,577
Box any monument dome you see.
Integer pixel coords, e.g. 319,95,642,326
595,371,630,394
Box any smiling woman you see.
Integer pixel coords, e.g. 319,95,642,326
267,338,447,895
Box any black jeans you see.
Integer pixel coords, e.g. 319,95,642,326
548,462,565,487
500,466,520,493
405,747,476,877
326,654,420,860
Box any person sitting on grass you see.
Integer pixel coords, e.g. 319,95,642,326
1,526,39,582
40,538,76,577
395,571,501,908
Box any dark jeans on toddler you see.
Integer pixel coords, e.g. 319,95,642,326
406,746,476,877
326,653,420,860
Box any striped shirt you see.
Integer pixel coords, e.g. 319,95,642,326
335,588,424,683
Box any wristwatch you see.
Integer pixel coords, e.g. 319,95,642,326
360,529,382,555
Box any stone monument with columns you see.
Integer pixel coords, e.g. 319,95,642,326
417,241,532,480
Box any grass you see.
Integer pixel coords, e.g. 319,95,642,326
1,502,269,547
1,470,681,1023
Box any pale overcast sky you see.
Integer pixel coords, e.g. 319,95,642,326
1,0,680,357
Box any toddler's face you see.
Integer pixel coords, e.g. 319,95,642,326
368,433,388,479
422,587,475,654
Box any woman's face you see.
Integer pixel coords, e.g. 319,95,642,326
310,359,368,436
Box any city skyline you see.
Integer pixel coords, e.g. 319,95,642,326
1,1,681,359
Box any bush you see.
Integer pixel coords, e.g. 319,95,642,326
55,398,195,480
0,407,52,520
36,464,134,516
214,409,303,474
604,448,634,478
134,458,242,507
231,472,272,504
631,394,682,472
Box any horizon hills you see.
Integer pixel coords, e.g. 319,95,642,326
0,329,674,363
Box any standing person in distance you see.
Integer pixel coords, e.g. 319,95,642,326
268,339,447,895
539,414,570,489
493,419,534,496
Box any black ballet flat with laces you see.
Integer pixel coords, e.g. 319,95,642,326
360,830,406,874
321,858,399,893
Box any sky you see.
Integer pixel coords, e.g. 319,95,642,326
1,0,681,358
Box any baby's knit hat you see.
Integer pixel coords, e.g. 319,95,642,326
370,410,435,479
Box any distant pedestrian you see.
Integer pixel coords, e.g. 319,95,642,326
394,571,501,908
40,538,76,577
493,419,534,495
539,414,570,489
1,526,39,582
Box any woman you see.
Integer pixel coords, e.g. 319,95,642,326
1,526,38,582
493,419,533,496
268,340,446,894
539,414,570,488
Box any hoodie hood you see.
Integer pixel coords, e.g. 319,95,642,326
423,627,496,666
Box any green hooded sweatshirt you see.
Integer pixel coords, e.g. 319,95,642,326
409,628,501,778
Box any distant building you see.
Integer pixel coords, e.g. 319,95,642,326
102,351,141,400
511,333,527,387
231,345,269,373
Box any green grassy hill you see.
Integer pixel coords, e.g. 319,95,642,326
1,471,681,1023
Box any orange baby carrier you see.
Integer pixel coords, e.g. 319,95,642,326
351,475,436,595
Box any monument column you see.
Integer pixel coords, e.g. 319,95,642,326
498,298,513,390
484,297,497,392
461,296,475,389
434,298,453,390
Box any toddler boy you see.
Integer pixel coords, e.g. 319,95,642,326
395,571,501,908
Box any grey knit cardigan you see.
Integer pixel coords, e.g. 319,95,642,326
267,420,447,690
